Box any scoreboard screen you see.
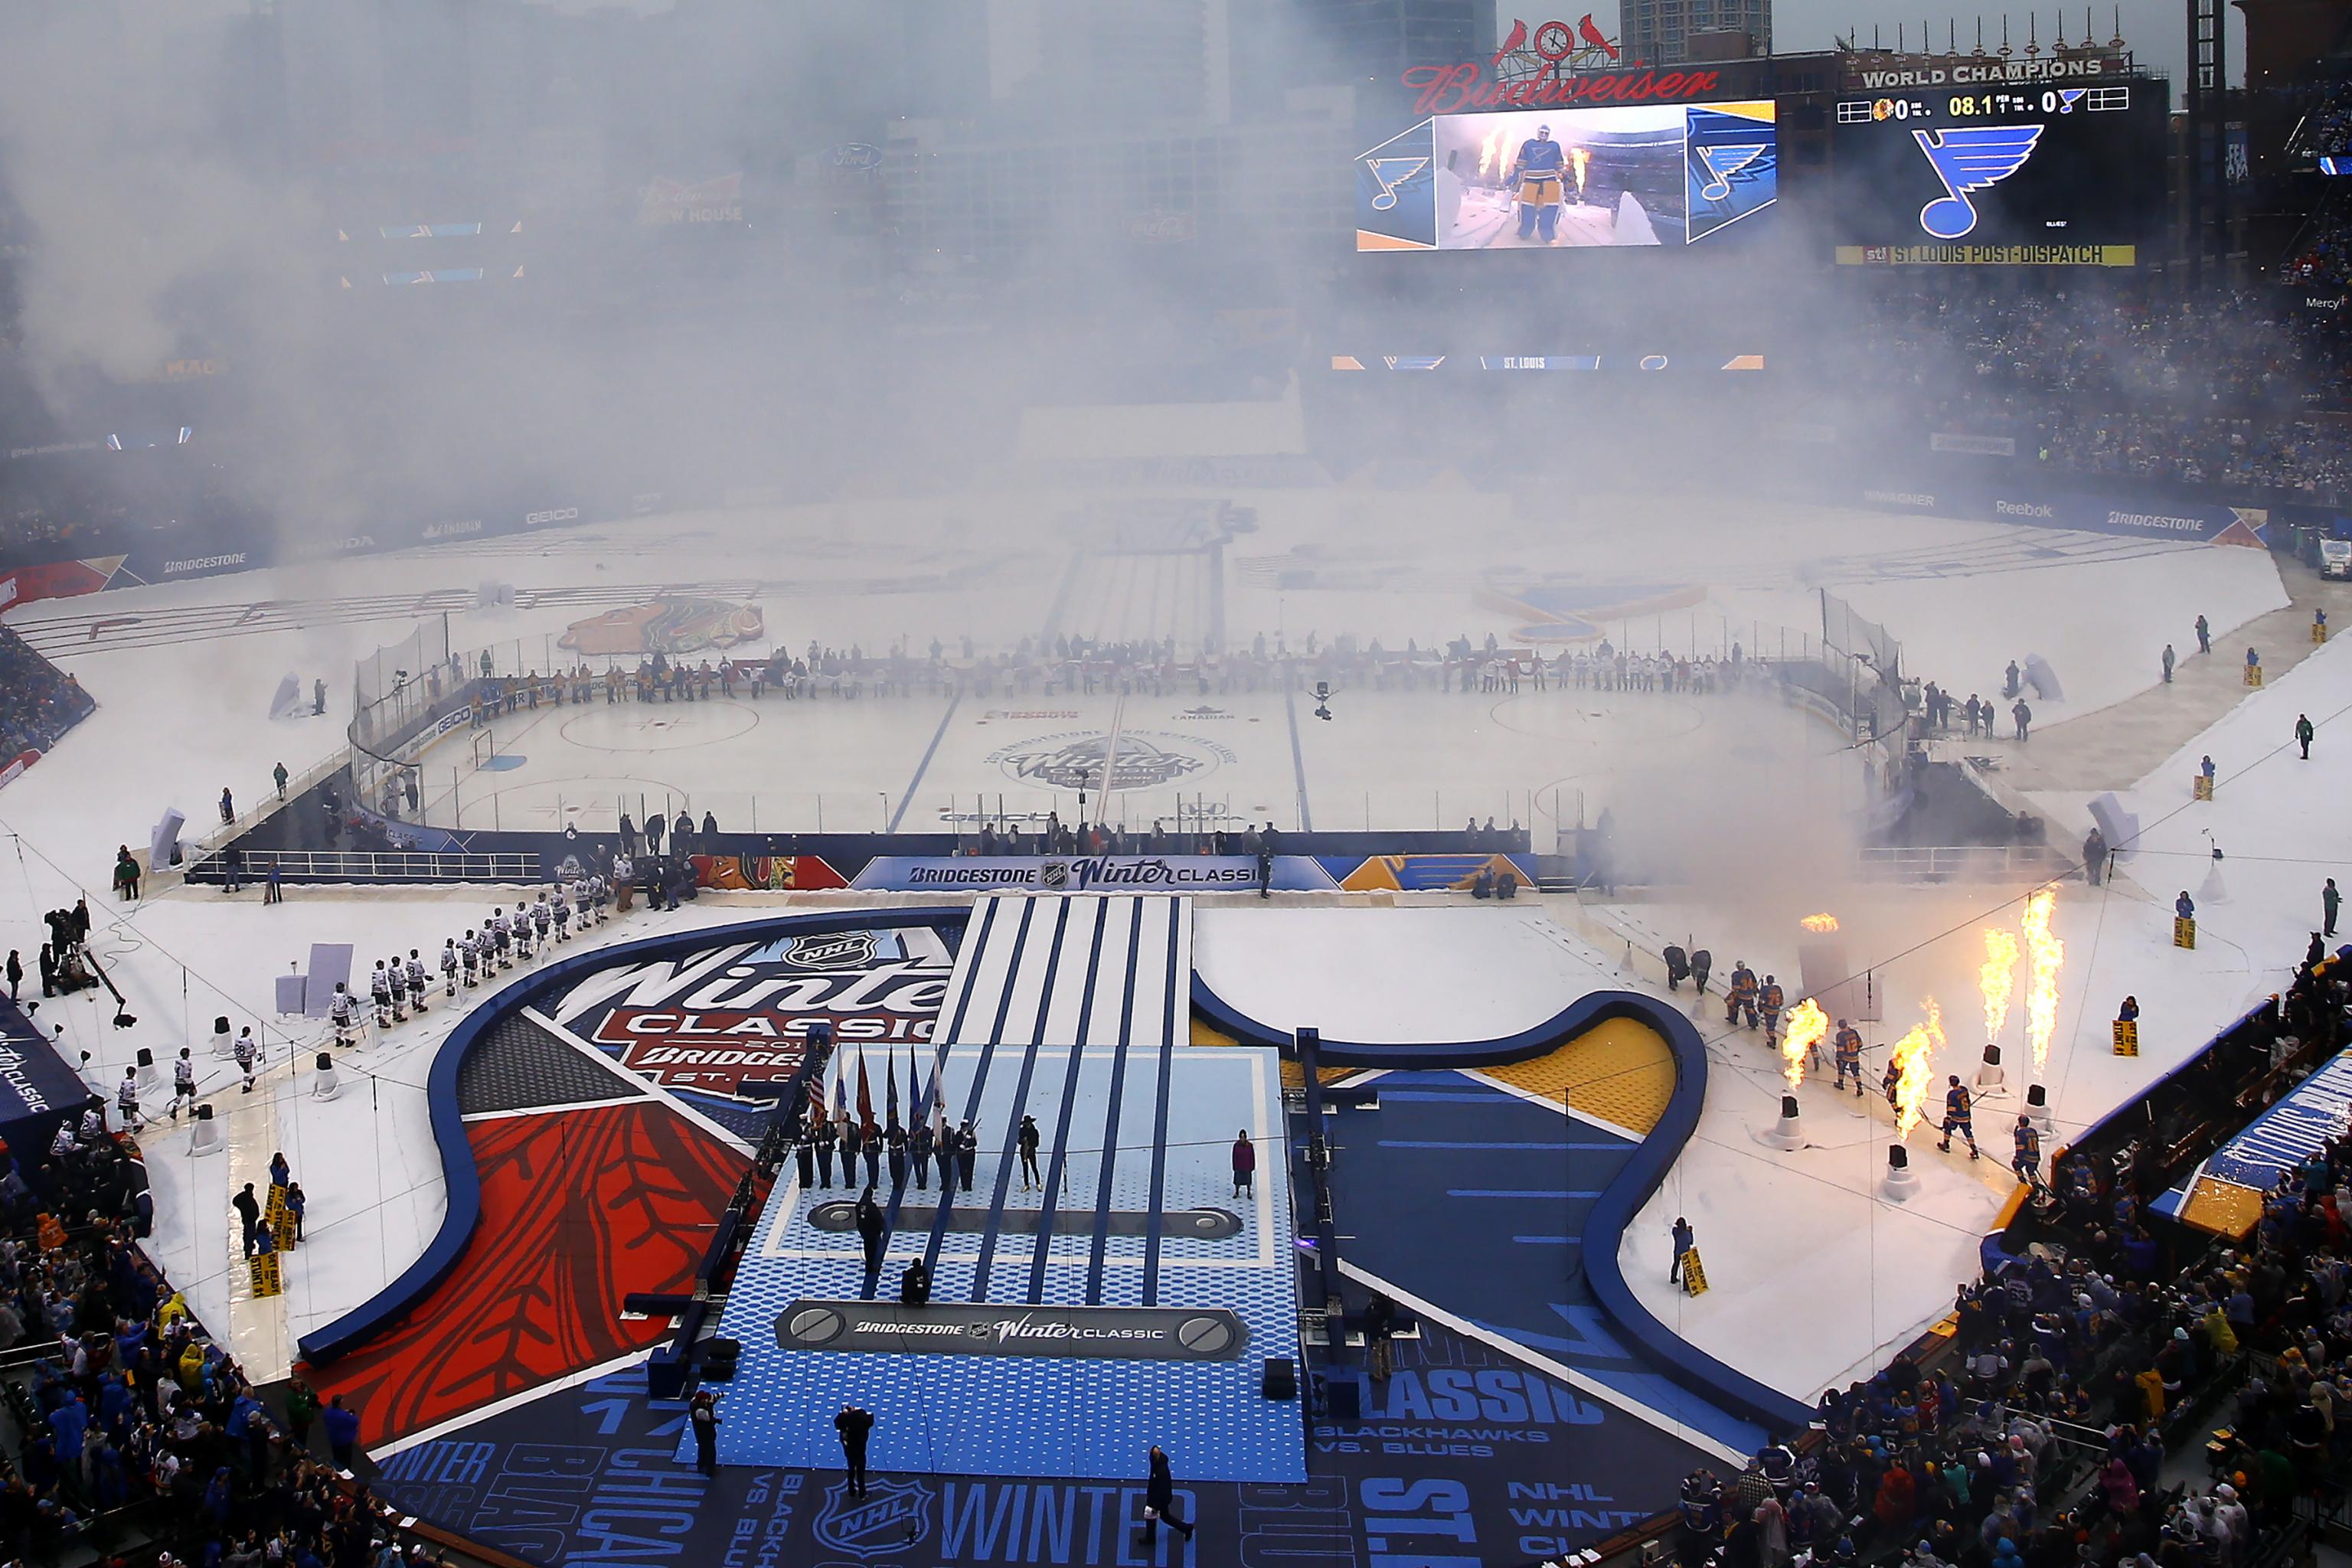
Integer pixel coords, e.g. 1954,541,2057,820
1830,83,2166,264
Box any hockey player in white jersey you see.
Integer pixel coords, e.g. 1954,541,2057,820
328,983,357,1047
531,894,553,950
234,1026,260,1091
553,887,572,943
116,1067,144,1131
442,939,460,997
370,960,394,1027
492,909,512,970
169,1047,197,1121
461,929,480,987
387,956,408,1022
406,950,430,1014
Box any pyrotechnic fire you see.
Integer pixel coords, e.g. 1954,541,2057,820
2020,887,2063,1073
1886,998,1945,1138
1480,125,1508,180
1781,998,1828,1089
1801,913,1840,933
1570,146,1590,193
1980,928,2019,1047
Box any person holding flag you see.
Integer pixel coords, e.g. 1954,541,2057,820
856,1052,882,1187
884,1050,908,1188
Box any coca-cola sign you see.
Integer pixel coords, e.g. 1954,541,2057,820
1401,63,1723,115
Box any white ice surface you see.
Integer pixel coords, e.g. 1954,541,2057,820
1192,905,1622,1042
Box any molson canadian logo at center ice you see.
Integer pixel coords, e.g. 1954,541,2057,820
551,929,954,1099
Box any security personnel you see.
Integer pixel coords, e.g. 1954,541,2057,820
1726,962,1759,1029
1936,1076,1979,1158
1833,1021,1865,1096
2012,1114,2043,1191
1758,975,1785,1041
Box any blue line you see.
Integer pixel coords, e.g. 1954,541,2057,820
1083,907,1129,1305
1512,1235,1585,1246
1446,1189,1603,1199
1027,1036,1092,1303
940,897,1001,1044
885,689,962,833
1283,688,1315,831
970,1040,1044,1302
984,897,1039,1044
1378,1139,1629,1151
923,1037,998,1276
1370,1090,1516,1102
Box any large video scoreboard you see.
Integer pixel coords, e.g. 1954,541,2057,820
1830,80,2167,265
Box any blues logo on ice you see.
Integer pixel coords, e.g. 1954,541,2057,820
812,1476,933,1560
988,730,1233,791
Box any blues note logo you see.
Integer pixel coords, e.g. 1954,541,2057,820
1364,155,1429,212
1909,125,2043,239
1694,143,1768,203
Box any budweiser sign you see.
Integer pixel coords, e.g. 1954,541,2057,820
1402,64,1723,114
554,929,953,1099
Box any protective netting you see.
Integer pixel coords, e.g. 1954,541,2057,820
1818,587,1902,681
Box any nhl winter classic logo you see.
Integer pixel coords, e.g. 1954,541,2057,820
987,730,1233,792
813,1475,933,1560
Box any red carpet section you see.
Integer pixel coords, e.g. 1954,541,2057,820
308,1102,742,1446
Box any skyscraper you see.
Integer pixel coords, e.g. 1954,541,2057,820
1620,0,1771,66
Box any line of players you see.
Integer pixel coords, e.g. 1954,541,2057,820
1711,959,2050,1191
324,875,616,1045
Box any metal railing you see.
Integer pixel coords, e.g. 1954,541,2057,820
1855,843,2076,884
185,848,544,884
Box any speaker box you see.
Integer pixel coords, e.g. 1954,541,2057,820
1260,1357,1296,1400
1324,1374,1361,1420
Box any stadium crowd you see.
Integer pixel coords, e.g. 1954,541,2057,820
0,626,94,769
0,1062,449,1568
1676,935,2350,1568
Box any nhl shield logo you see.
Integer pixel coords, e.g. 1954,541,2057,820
788,931,880,971
1040,859,1072,891
812,1475,933,1560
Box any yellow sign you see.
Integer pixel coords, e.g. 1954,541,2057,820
2193,775,2213,801
249,1254,283,1298
2112,1020,2139,1057
1834,243,2136,267
2176,916,2197,950
1679,1248,1709,1297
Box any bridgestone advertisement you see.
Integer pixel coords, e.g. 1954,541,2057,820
773,1301,1250,1361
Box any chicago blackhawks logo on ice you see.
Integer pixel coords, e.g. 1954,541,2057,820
987,730,1232,792
553,929,952,1099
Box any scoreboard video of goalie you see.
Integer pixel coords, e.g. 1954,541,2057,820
1830,80,2167,265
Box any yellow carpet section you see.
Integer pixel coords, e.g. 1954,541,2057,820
1481,1017,1675,1135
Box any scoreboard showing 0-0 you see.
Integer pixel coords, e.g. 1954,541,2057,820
1831,81,2167,265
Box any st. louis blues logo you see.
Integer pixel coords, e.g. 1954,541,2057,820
1910,125,2043,240
1363,155,1429,212
812,1476,933,1560
1694,143,1769,202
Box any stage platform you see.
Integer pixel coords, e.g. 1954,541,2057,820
702,1030,1302,1481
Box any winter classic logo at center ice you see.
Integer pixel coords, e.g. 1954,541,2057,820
551,929,952,1099
986,730,1233,791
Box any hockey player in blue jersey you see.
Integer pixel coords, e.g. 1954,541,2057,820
1509,125,1570,242
1832,1020,1865,1096
1936,1075,1979,1158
